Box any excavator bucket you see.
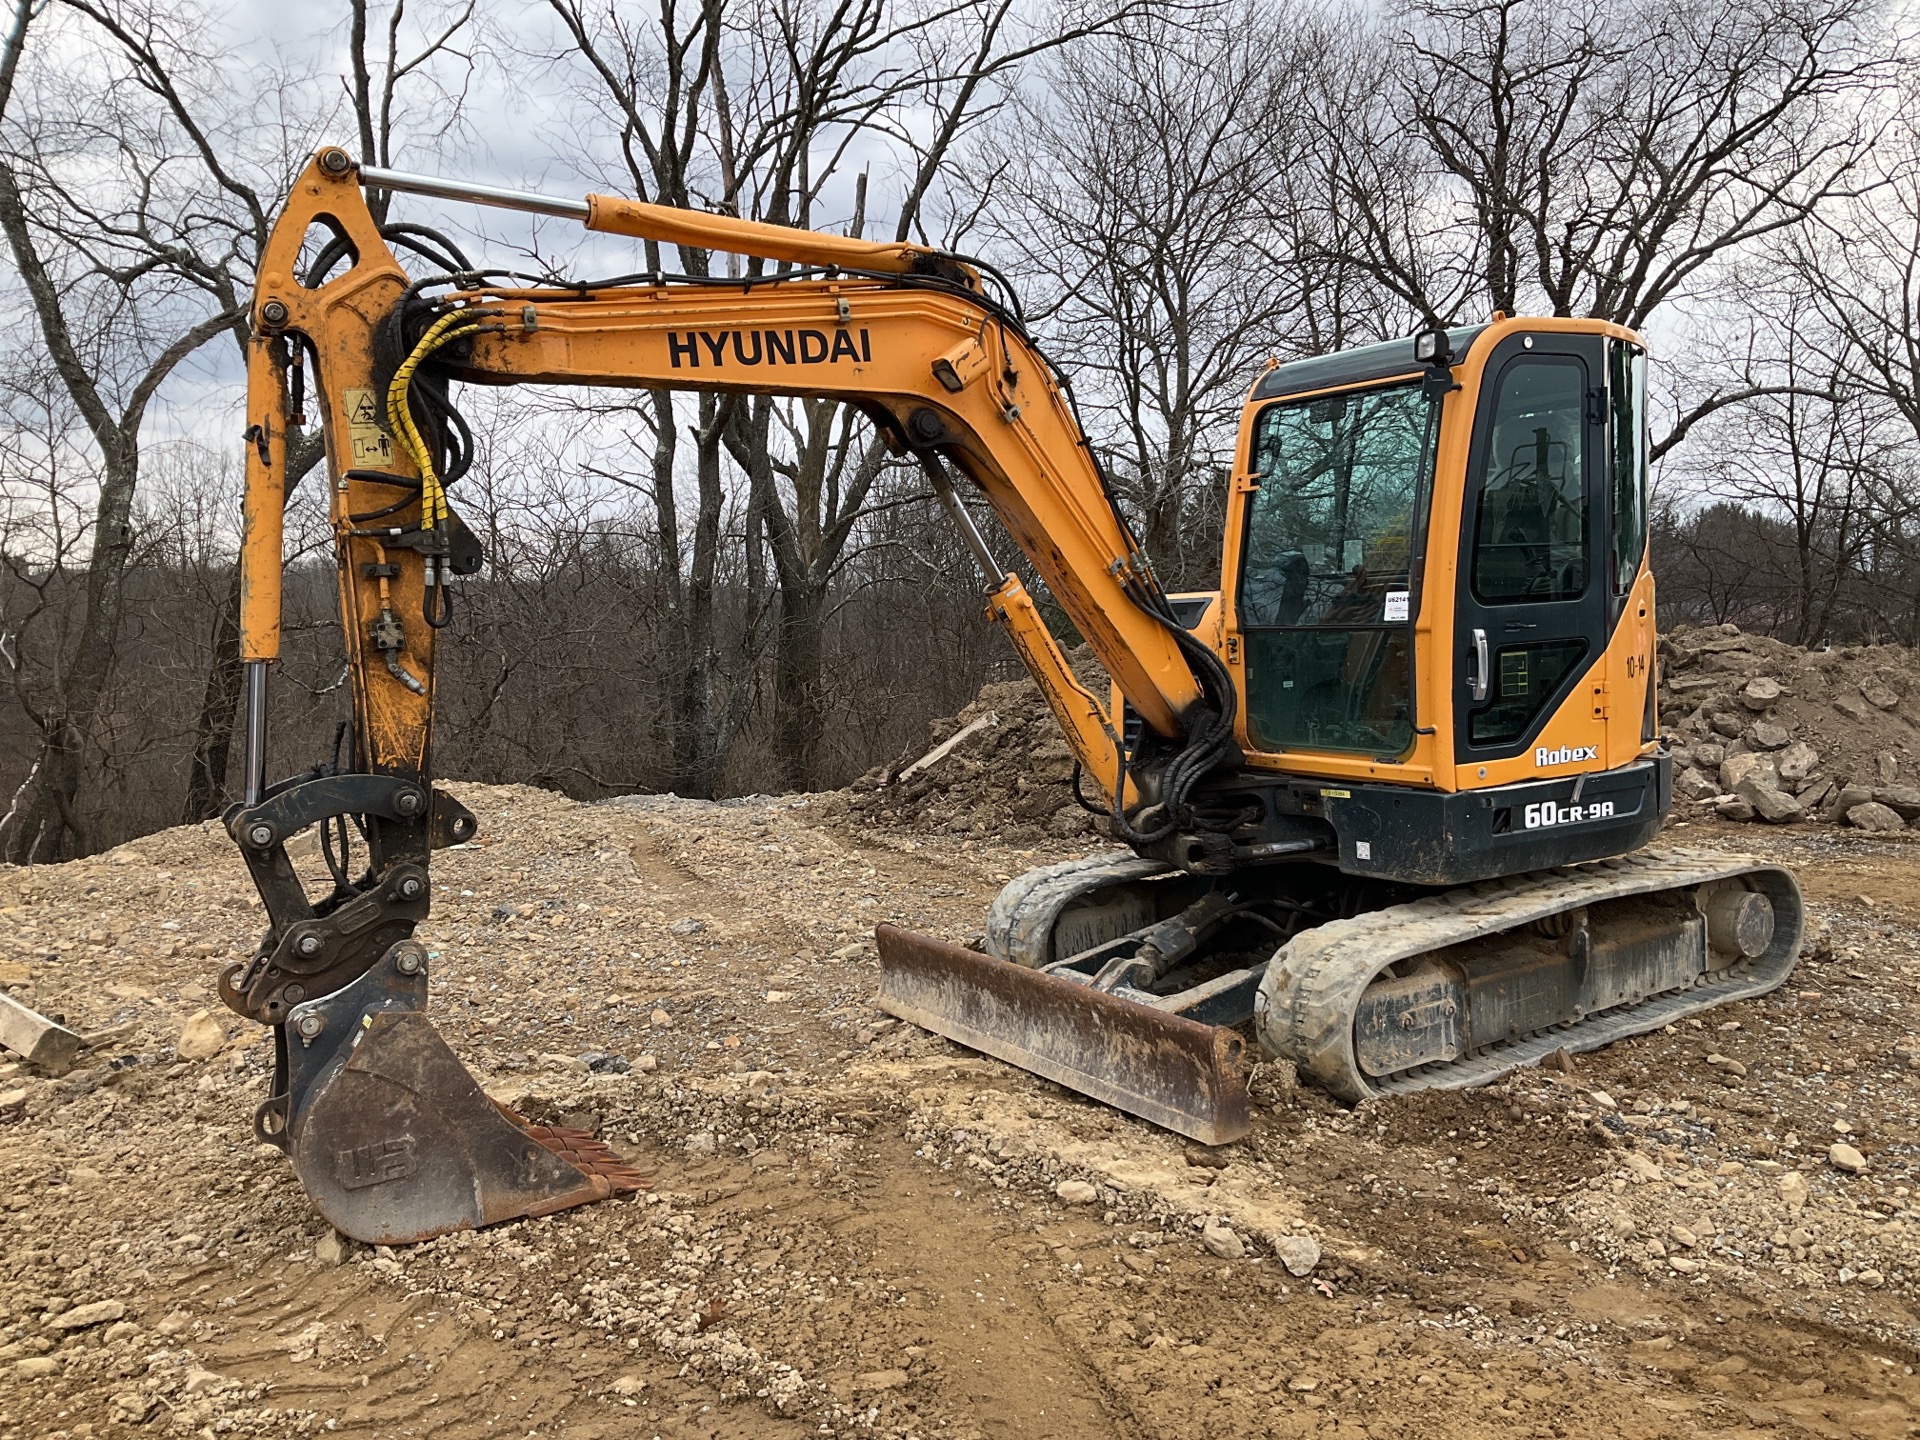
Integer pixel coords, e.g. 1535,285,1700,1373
874,923,1250,1145
260,940,649,1245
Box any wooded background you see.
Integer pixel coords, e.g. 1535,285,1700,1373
1,0,1916,862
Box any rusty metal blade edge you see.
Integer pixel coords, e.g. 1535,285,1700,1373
874,923,1249,1146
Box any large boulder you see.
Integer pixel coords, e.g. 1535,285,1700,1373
1776,741,1820,785
1692,740,1727,769
1740,676,1784,710
1715,796,1756,822
1847,802,1906,833
1735,776,1804,824
1674,768,1719,802
1861,678,1901,711
1873,786,1920,821
1825,782,1874,819
1721,752,1780,794
1748,721,1792,751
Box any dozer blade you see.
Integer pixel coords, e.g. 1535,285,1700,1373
874,923,1250,1145
265,941,648,1245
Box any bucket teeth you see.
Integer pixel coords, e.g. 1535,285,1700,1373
502,1107,655,1195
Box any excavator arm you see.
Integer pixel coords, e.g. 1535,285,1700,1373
225,148,1237,1241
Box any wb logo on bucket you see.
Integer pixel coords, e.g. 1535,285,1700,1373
1535,744,1599,767
337,1136,417,1190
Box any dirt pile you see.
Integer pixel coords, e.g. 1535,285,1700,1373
823,656,1109,844
1662,624,1920,831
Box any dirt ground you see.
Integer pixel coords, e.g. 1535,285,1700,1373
2,785,1918,1440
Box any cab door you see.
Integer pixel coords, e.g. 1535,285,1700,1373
1452,332,1610,771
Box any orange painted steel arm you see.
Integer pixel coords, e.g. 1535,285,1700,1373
584,193,943,277
240,158,433,783
240,151,1203,798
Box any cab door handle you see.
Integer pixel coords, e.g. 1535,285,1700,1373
1470,628,1489,701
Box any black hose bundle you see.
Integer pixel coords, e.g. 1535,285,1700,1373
1101,576,1242,847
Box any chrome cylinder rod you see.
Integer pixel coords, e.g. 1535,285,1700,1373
243,660,270,806
921,456,1003,584
356,163,589,221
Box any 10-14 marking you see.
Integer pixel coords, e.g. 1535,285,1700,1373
1523,799,1616,830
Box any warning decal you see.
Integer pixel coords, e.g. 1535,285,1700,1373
344,387,393,466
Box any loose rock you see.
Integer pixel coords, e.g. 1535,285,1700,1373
1721,753,1779,793
1055,1179,1098,1205
1847,802,1905,833
1862,678,1901,710
1776,742,1820,785
1201,1224,1246,1260
1875,786,1920,820
1735,778,1803,823
46,1298,125,1331
1274,1233,1321,1276
1780,1171,1811,1213
175,1009,226,1061
1829,1142,1868,1174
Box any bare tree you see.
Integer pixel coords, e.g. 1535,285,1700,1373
970,6,1320,585
0,0,260,858
1361,0,1894,333
1670,293,1896,643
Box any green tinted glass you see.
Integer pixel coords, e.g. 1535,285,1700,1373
1470,360,1589,604
1468,638,1588,746
1241,382,1434,627
1610,342,1648,592
1243,629,1413,756
1238,381,1433,757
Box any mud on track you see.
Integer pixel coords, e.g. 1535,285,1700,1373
1,786,1916,1439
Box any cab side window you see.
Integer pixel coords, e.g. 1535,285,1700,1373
1609,342,1649,592
1470,360,1589,605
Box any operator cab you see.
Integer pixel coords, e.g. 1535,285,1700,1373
1213,317,1664,885
1229,319,1651,780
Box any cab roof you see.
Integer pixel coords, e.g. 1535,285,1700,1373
1251,323,1491,402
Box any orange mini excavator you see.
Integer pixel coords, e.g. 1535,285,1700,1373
226,148,1802,1242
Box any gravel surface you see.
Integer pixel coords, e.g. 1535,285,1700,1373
0,785,1916,1439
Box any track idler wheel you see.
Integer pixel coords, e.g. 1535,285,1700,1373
267,941,649,1244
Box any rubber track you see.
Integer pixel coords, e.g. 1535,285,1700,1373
984,845,1804,1107
1255,846,1804,1103
985,850,1173,967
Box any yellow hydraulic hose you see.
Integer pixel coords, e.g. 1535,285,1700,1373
385,310,483,528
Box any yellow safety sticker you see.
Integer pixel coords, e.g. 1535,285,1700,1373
344,387,394,466
1320,788,1351,799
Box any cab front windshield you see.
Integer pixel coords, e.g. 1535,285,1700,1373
1237,381,1436,756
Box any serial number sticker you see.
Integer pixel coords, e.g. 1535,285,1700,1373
344,387,394,466
1320,788,1351,799
1523,799,1616,830
1383,590,1409,622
